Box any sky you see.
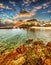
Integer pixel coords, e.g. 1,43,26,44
0,0,51,22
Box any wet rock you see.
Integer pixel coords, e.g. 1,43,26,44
47,42,51,47
33,40,44,46
26,39,33,44
9,56,25,65
46,42,51,51
16,45,26,54
45,58,51,65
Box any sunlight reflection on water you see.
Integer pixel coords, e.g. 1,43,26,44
0,28,51,44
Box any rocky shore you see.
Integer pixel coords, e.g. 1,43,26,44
0,40,51,65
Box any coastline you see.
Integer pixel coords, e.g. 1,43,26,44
30,26,51,30
0,26,51,29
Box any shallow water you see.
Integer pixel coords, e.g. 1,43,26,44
0,28,51,53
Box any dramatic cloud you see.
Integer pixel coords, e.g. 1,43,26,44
32,0,40,2
32,0,36,2
23,0,39,6
43,3,49,9
2,13,7,16
9,1,16,6
0,3,11,9
34,1,51,10
6,6,12,10
13,2,44,19
42,10,51,14
13,9,37,19
48,10,51,13
0,3,15,11
34,6,42,10
1,18,13,22
23,0,31,4
0,3,5,8
23,0,40,3
0,0,51,21
42,1,51,9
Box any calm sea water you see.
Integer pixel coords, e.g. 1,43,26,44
0,28,51,53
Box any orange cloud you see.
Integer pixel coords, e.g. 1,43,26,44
13,9,36,19
0,3,15,11
32,0,36,2
0,3,5,8
43,3,48,7
32,0,39,2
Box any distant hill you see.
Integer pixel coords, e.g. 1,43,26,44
27,19,37,22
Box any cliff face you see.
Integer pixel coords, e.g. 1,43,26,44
0,41,51,65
